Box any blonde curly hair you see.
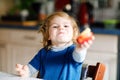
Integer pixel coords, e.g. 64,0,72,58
39,11,80,49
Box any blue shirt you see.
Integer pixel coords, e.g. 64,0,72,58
29,44,83,80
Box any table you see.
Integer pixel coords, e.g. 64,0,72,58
0,71,43,80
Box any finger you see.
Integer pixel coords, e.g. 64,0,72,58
81,41,90,49
23,65,29,71
15,67,20,71
16,64,23,69
92,35,95,40
19,70,25,76
87,40,93,45
16,64,22,71
84,42,90,48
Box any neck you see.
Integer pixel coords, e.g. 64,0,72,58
52,41,73,48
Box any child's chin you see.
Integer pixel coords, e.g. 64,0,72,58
58,39,71,43
58,40,66,43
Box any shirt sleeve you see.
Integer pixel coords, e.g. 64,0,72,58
27,64,38,76
72,48,87,63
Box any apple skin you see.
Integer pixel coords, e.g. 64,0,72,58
77,32,94,44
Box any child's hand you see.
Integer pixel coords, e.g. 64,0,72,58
15,64,29,77
76,27,95,49
80,36,94,49
77,27,94,44
76,35,95,51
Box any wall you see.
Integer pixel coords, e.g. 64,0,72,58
0,0,14,16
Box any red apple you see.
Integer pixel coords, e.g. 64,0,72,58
77,27,94,44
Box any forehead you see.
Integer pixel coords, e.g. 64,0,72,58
50,16,72,24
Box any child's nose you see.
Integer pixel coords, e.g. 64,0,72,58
59,26,64,30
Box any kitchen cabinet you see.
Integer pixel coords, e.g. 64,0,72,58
7,44,41,74
0,28,42,74
0,43,7,72
0,29,10,73
85,34,117,80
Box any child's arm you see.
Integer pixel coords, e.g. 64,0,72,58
15,64,30,77
73,38,94,62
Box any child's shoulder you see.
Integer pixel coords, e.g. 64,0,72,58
39,47,48,52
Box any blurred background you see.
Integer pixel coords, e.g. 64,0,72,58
0,0,120,28
0,0,120,80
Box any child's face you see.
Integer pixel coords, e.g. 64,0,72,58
48,16,73,45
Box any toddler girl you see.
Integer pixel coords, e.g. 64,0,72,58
16,11,94,80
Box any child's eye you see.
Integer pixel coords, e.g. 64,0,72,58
52,25,58,28
64,25,69,28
